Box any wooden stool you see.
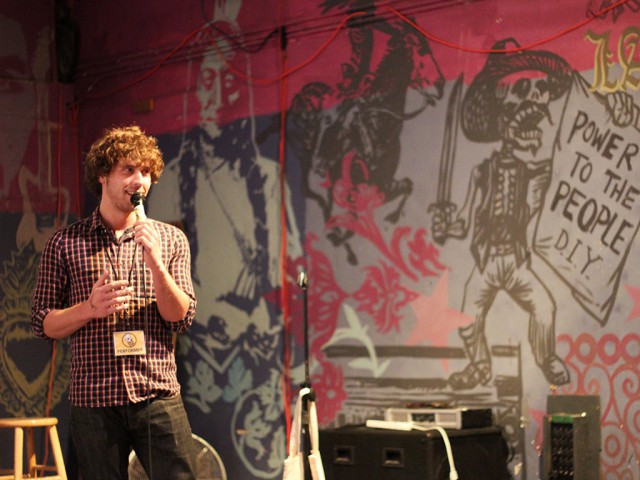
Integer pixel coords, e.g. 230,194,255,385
0,417,67,480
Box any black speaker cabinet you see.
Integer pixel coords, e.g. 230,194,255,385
319,425,511,480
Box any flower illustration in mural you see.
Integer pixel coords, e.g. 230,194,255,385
183,358,223,413
406,227,446,277
353,262,419,333
329,189,442,281
305,233,349,351
323,303,391,378
312,358,347,425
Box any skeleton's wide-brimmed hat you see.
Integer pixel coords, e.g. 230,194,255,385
461,38,574,142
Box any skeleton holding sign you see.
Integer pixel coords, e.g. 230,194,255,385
431,38,638,390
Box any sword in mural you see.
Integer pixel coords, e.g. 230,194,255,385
429,74,463,245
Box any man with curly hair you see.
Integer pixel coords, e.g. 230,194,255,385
31,125,197,479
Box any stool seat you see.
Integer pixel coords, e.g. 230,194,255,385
0,417,67,480
0,418,59,428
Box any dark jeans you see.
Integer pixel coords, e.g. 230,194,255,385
71,395,195,480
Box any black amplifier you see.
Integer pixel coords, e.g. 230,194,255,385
319,424,512,480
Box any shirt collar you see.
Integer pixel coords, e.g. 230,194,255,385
88,207,135,241
88,207,104,233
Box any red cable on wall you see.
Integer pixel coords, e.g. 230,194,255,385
78,25,205,102
75,0,632,104
206,10,367,86
206,0,631,85
385,0,632,54
277,24,294,443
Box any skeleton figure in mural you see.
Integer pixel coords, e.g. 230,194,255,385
432,38,638,390
148,16,302,476
279,3,444,264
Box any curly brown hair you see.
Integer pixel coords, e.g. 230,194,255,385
84,125,164,197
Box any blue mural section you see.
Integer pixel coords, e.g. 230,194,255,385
150,117,305,478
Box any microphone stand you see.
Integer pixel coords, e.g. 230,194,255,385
297,271,314,480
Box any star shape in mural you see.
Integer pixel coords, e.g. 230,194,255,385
624,284,640,322
406,269,474,370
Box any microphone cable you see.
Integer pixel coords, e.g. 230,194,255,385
130,192,154,478
139,241,153,479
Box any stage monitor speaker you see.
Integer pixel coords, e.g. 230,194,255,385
319,425,512,480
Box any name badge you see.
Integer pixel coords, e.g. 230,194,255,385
113,330,146,356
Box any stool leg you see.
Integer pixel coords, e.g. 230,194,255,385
13,426,23,480
48,425,67,480
25,427,36,477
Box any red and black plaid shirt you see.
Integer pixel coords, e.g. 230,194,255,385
31,208,196,407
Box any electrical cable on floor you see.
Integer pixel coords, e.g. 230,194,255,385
412,424,459,480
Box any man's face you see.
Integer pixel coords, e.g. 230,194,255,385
99,159,152,214
0,15,33,197
496,71,553,154
197,49,240,140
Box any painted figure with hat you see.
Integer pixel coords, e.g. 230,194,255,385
431,38,637,390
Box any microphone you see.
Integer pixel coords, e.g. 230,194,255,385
130,192,147,220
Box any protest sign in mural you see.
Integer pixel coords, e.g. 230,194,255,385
535,76,640,325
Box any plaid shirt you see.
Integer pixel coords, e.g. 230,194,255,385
31,208,196,407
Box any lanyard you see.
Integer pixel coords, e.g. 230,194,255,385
103,229,139,322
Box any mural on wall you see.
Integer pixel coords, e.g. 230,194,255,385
145,1,640,479
148,3,304,478
0,11,72,422
283,5,445,265
1,1,640,480
278,3,640,480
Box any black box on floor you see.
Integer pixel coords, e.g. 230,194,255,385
319,425,511,480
